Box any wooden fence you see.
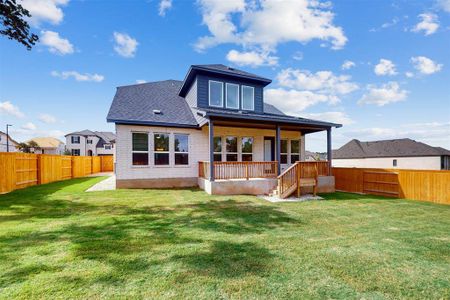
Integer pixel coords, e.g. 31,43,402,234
333,167,450,205
0,153,114,194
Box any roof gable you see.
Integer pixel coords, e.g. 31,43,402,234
179,64,272,97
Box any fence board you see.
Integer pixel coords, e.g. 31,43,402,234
100,155,114,172
0,153,112,194
333,167,450,205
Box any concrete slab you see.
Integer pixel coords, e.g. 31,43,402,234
258,194,323,203
86,175,116,192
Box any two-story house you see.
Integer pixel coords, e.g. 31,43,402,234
0,131,18,152
65,130,116,156
107,64,341,196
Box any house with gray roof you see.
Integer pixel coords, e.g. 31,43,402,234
333,138,450,170
65,130,116,156
107,64,341,195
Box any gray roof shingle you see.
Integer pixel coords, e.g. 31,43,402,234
107,80,198,127
333,138,450,159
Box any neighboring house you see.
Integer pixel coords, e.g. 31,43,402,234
107,64,341,195
27,137,65,155
65,130,116,156
0,131,18,152
333,138,450,170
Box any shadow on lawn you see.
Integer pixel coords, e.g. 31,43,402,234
0,185,298,287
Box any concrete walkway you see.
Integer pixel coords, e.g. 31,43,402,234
86,174,116,192
258,194,323,203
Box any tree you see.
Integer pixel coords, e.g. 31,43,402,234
17,140,40,153
0,0,39,50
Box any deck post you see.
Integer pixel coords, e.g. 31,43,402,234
327,127,332,175
276,125,281,175
209,120,215,181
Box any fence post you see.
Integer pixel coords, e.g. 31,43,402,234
36,154,42,185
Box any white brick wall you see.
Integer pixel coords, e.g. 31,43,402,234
116,124,305,180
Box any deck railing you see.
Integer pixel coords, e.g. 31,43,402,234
277,161,331,198
199,161,278,180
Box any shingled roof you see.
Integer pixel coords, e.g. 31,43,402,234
333,138,450,159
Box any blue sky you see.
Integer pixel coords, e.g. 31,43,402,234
0,0,449,151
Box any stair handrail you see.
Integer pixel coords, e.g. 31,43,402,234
277,162,300,198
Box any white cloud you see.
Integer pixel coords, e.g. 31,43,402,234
358,82,408,106
21,122,37,130
51,71,104,82
437,0,450,13
113,32,138,58
136,80,147,84
405,71,414,78
302,111,354,125
276,68,358,96
226,49,278,67
410,56,443,75
20,0,69,26
341,60,355,70
159,0,172,16
374,59,397,76
344,121,450,148
0,101,25,118
412,13,439,35
38,113,57,124
40,30,74,55
265,88,336,114
195,0,347,63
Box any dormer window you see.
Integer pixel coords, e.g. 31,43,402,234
242,85,254,110
209,80,223,107
226,83,239,109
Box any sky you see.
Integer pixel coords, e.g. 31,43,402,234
0,0,449,152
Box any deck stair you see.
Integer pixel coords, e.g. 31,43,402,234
274,162,319,199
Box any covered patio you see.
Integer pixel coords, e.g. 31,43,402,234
197,112,341,197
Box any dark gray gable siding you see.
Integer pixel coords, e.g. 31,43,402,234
196,74,264,114
185,78,197,107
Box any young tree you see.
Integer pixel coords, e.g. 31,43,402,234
0,0,39,50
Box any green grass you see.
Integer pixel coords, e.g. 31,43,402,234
0,177,449,299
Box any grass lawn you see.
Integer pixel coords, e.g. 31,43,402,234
0,177,449,299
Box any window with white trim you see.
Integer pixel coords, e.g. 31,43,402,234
280,140,288,164
213,137,222,162
132,132,148,165
174,134,189,165
226,83,239,109
104,144,112,150
242,85,254,110
226,136,238,161
87,139,93,144
241,137,253,161
290,140,300,163
71,149,80,156
154,133,169,165
209,80,223,107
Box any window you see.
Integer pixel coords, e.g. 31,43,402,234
213,137,222,162
242,85,254,110
226,136,238,161
154,133,169,165
226,83,239,109
209,80,223,107
280,140,288,164
241,137,253,161
393,159,397,167
132,132,148,165
104,144,111,150
442,156,450,170
71,149,80,156
174,134,189,165
71,136,80,144
87,139,93,144
290,140,300,163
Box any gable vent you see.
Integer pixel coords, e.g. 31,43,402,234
153,109,162,114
